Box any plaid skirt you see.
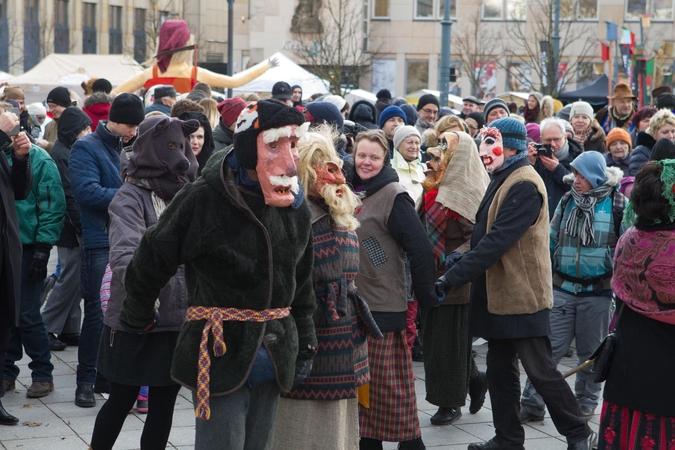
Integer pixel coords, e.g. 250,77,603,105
358,330,421,442
598,401,675,450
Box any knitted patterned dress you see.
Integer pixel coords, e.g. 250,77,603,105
272,204,381,450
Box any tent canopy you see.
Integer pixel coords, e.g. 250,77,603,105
9,54,144,104
405,89,463,108
233,52,329,98
0,71,13,82
497,91,530,107
557,74,609,107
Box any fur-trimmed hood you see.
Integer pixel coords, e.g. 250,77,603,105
588,120,606,142
84,92,112,108
423,129,438,148
563,165,624,187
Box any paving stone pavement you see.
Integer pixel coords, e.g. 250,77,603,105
0,339,600,449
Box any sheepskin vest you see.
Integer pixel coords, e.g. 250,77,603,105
485,166,553,315
355,182,407,314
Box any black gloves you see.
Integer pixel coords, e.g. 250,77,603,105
29,243,52,283
121,311,160,334
291,344,318,390
444,251,463,270
435,275,451,303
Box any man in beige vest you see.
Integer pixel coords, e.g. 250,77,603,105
435,117,595,450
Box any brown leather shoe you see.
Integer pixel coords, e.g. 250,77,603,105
2,379,15,392
26,381,54,398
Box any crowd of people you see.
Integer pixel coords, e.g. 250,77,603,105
0,74,673,450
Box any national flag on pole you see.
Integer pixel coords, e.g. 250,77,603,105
601,42,610,61
606,21,618,41
646,57,655,76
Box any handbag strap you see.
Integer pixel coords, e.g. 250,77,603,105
610,297,626,333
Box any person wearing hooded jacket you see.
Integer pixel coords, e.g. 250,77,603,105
82,92,112,132
89,116,198,450
349,100,377,130
521,153,626,424
41,107,92,351
212,97,247,151
178,111,215,176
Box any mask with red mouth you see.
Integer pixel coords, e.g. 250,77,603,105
478,127,505,173
315,161,346,197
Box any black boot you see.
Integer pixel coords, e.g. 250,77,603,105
0,400,19,425
398,437,426,450
469,371,488,414
360,438,383,450
430,406,462,425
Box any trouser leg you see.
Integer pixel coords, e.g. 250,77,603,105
521,290,576,415
42,246,82,335
515,336,590,445
486,339,525,449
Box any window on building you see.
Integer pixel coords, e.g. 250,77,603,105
406,60,429,94
416,0,433,18
0,0,8,71
482,0,526,20
82,3,96,54
109,5,122,54
561,0,598,19
626,0,673,20
577,61,604,89
438,0,457,18
24,0,40,71
55,0,69,54
134,8,147,63
373,0,390,18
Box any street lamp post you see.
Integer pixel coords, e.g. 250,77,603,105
439,0,452,107
227,0,235,98
551,0,561,95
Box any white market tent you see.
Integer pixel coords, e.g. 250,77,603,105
9,54,144,104
233,52,329,98
345,89,377,106
0,71,13,82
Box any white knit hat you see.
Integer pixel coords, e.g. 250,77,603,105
27,102,47,116
569,101,594,121
323,95,347,112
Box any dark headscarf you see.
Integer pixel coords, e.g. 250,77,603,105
178,111,215,175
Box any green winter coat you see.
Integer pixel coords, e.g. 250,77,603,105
120,148,317,395
5,144,65,246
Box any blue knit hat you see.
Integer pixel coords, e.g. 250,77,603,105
400,104,418,126
379,105,407,129
305,101,344,132
570,151,607,189
489,117,528,152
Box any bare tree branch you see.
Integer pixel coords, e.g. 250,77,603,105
500,0,598,96
290,0,379,96
452,8,501,96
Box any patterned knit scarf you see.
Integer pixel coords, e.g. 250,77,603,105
565,184,614,246
425,190,446,263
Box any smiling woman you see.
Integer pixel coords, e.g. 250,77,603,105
347,129,440,449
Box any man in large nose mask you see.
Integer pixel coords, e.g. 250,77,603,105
118,99,318,449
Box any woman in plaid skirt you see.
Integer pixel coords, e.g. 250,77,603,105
347,130,442,450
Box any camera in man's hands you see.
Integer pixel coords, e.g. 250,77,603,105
533,143,553,158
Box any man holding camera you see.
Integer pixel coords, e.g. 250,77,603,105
528,118,583,219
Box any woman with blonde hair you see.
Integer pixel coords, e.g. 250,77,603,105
198,98,219,130
540,95,555,121
629,108,675,175
272,126,381,450
423,115,469,149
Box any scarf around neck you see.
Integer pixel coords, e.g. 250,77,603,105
564,183,614,246
493,151,528,174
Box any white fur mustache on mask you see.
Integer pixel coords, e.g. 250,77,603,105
269,175,300,194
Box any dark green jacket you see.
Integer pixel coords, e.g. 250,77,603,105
6,144,65,246
121,148,317,395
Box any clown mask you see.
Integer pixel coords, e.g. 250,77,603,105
314,161,346,198
256,124,308,207
423,132,458,192
479,127,505,173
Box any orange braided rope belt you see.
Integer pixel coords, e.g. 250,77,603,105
185,305,291,420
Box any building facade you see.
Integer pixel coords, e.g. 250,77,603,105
1,0,673,98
